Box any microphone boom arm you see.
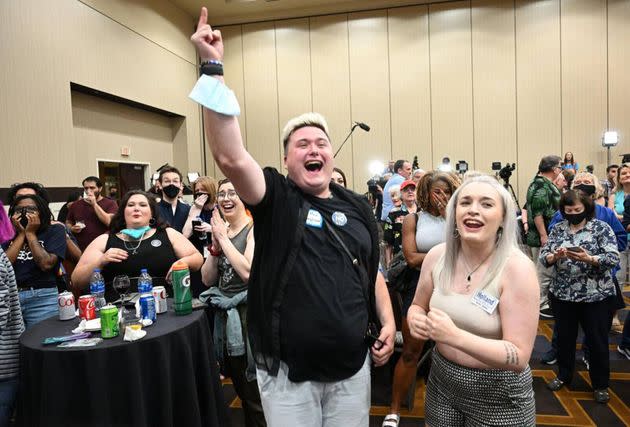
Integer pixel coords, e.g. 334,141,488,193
334,124,359,158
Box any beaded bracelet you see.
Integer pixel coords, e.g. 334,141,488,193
201,59,223,67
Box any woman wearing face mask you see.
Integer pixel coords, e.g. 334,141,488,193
200,179,264,426
183,177,218,297
72,190,203,301
3,195,66,329
540,174,627,365
540,190,619,404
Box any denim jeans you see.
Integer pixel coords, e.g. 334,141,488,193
0,378,18,427
19,287,58,330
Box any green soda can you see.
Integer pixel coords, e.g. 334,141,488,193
172,261,192,315
100,304,119,338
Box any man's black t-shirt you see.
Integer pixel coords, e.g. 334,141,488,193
279,193,370,382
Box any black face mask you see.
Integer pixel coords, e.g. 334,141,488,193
162,184,180,199
563,211,588,225
573,184,596,196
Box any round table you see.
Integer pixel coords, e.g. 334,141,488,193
17,306,230,427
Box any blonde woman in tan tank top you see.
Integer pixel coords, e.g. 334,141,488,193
408,175,539,426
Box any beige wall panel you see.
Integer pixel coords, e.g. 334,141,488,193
429,1,474,170
80,0,196,64
471,0,517,189
241,22,281,170
214,24,248,179
515,0,561,201
276,18,313,159
72,92,174,184
348,11,391,188
387,6,432,170
0,0,201,186
609,0,630,162
309,15,354,189
561,0,607,174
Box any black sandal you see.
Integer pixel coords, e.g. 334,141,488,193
593,389,609,404
547,378,564,391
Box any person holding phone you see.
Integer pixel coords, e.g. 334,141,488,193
183,176,217,297
3,195,66,329
540,190,619,404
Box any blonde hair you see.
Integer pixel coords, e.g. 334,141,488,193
440,175,520,294
572,172,604,199
389,184,401,199
281,112,330,154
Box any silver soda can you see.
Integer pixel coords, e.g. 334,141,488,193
58,291,76,320
152,286,167,314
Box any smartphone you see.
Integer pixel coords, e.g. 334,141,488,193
19,209,29,229
192,220,201,229
566,246,582,252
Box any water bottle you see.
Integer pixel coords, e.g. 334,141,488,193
89,269,107,313
138,269,153,294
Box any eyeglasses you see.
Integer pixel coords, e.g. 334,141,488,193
20,206,38,214
217,191,238,201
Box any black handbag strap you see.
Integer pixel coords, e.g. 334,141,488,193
323,219,377,326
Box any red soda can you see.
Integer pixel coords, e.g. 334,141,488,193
79,295,96,320
58,291,76,320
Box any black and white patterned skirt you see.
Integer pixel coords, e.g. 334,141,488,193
425,348,536,426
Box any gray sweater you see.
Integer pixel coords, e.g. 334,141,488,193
0,248,25,379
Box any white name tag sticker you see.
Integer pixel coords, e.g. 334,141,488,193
306,209,323,228
470,289,499,315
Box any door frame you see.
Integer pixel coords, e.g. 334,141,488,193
95,159,151,190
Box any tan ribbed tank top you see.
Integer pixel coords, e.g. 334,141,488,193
429,253,505,340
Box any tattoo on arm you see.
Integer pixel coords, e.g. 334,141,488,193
504,342,520,366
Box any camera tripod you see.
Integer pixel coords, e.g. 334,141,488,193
502,178,521,211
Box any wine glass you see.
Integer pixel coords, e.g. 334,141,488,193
112,275,131,308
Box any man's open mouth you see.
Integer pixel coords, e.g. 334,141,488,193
305,160,323,172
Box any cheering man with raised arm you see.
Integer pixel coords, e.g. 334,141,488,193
190,7,394,426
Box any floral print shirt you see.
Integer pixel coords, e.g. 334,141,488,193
526,175,561,247
540,218,619,303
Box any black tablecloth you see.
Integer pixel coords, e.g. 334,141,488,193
17,306,230,427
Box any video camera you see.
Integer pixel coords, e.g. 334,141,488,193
499,163,516,181
367,176,387,194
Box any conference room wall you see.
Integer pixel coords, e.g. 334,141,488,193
219,0,630,202
0,0,205,189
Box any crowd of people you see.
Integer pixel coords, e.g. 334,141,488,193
0,7,627,427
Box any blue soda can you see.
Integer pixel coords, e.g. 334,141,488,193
139,294,156,322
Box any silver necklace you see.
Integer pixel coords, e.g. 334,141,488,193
461,251,493,291
122,231,147,255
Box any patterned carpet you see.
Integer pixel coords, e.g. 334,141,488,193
223,289,630,426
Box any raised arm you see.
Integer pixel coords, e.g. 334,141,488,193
190,7,265,206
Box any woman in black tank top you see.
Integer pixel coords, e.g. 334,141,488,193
71,191,203,302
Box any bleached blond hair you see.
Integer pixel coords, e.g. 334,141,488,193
440,175,521,294
281,112,330,155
